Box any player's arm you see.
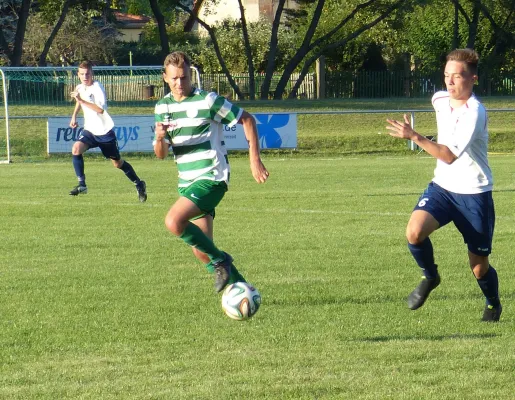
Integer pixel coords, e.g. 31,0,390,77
238,110,270,183
70,100,81,128
78,98,104,114
386,114,457,164
153,122,170,159
71,84,106,114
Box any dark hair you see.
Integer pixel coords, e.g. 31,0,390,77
78,60,94,71
163,51,191,69
446,49,479,75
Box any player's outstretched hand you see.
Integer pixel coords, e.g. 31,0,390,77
250,159,269,184
386,114,415,140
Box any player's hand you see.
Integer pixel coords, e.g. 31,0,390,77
386,114,415,140
154,122,169,140
70,119,78,128
70,91,82,102
250,158,269,183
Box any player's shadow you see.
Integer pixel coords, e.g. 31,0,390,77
358,332,499,343
268,295,401,307
269,291,514,307
364,188,515,198
493,188,515,193
365,192,425,197
269,290,515,307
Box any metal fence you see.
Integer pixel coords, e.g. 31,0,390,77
0,66,168,106
325,70,515,98
201,72,316,100
0,67,513,106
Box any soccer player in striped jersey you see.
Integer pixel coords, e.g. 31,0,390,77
69,60,147,202
386,49,501,322
153,51,269,293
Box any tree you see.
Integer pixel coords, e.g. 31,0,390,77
0,0,31,66
0,0,117,66
271,0,408,99
236,0,255,99
387,0,515,74
177,0,410,99
38,0,72,66
126,0,152,15
148,0,169,59
173,1,246,99
22,6,118,66
146,0,194,62
475,0,515,66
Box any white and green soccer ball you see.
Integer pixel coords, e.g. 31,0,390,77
221,282,261,320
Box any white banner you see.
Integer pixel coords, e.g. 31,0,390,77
47,113,297,154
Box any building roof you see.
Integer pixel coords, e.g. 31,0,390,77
114,12,152,28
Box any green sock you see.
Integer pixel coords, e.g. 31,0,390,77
228,265,247,284
206,261,246,283
179,222,224,262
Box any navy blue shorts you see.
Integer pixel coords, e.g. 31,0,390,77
414,182,495,256
78,129,121,160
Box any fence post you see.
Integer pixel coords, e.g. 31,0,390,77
316,56,326,99
403,52,411,97
407,111,419,151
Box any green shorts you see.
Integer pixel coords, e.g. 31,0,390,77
178,180,228,219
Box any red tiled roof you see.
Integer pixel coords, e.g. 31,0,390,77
114,11,151,26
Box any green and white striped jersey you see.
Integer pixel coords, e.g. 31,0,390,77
154,88,243,187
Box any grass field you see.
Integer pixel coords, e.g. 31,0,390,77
1,154,515,399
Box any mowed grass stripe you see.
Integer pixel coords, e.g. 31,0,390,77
0,156,514,399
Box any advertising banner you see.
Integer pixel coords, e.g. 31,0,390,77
47,113,297,154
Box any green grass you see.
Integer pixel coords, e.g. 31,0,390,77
2,97,515,161
1,155,515,399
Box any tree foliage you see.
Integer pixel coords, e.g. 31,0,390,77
0,0,30,66
380,0,515,74
0,0,513,99
22,6,118,66
194,17,297,73
117,15,200,65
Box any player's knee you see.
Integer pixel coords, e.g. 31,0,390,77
71,143,82,155
470,259,489,279
405,225,425,245
112,159,123,168
165,214,184,237
472,265,485,279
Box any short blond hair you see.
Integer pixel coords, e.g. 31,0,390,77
446,49,479,75
163,51,191,69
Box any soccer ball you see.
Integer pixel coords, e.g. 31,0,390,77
221,282,261,320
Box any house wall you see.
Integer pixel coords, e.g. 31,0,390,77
118,28,143,42
199,0,260,27
196,0,296,35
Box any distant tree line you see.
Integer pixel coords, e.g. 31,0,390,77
0,0,513,99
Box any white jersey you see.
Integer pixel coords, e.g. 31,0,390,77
431,91,492,194
76,81,114,136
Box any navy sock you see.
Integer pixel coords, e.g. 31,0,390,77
72,154,86,185
120,160,140,184
477,265,500,307
408,238,438,279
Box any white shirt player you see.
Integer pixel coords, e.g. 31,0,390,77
431,90,493,194
75,81,114,136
